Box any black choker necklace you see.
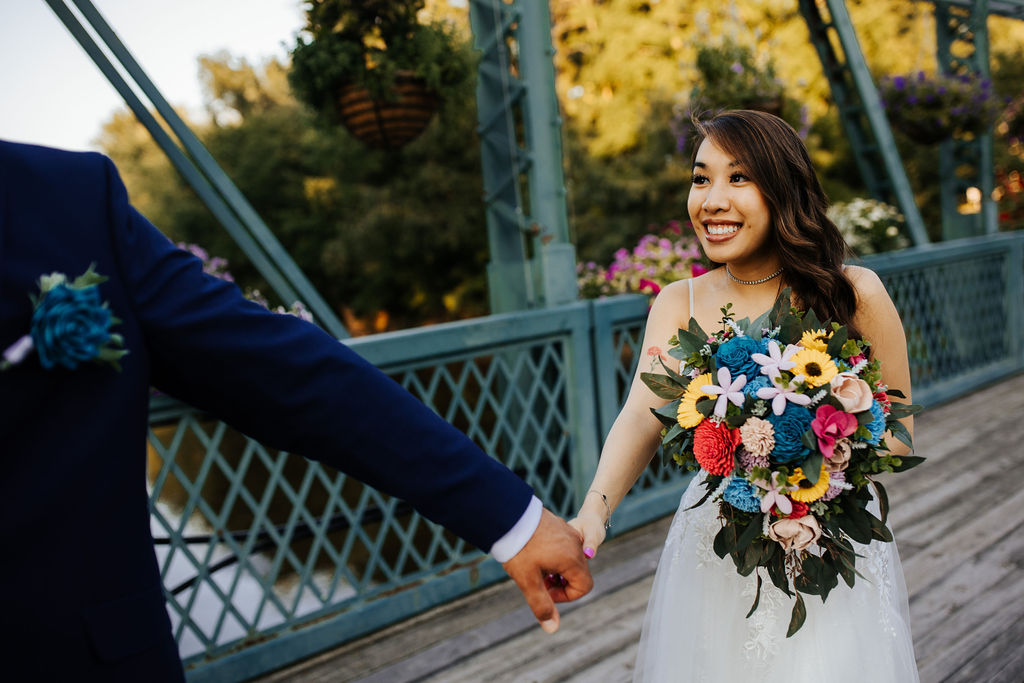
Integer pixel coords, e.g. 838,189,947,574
726,265,783,285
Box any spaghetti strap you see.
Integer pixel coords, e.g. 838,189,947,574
688,278,695,320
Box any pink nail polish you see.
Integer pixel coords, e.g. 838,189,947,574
583,546,595,559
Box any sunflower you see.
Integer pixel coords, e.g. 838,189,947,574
788,463,831,502
677,372,714,428
791,348,839,387
799,328,832,353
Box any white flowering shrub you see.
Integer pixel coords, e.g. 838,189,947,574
826,198,910,255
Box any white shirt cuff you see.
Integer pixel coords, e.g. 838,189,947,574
489,495,543,563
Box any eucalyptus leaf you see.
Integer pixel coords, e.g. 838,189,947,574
657,356,689,385
887,402,922,419
891,455,925,472
746,573,763,618
787,593,807,637
713,524,734,559
767,550,792,596
641,373,686,400
802,307,823,332
779,316,804,344
886,420,914,449
837,498,873,544
769,289,792,327
870,478,890,525
801,452,823,485
651,403,680,428
675,329,707,357
736,514,765,554
886,388,907,399
662,423,684,444
696,397,716,417
826,326,849,357
688,316,709,340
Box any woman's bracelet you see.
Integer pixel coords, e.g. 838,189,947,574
587,489,612,529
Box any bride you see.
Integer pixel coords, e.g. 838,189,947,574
569,110,919,681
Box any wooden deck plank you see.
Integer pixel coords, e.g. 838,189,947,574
253,372,1024,683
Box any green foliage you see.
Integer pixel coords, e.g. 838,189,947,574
101,54,488,332
288,0,474,122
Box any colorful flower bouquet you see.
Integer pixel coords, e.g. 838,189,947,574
642,290,922,635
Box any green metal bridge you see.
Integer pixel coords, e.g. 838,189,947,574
40,0,1024,679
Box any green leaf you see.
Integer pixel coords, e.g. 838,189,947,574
802,307,823,332
801,429,819,454
650,403,680,428
868,511,894,542
725,413,748,429
696,397,716,417
801,452,823,485
778,315,804,344
736,514,765,554
766,550,792,596
826,326,849,357
857,409,875,426
663,423,684,444
886,388,907,399
685,477,719,509
641,372,686,400
837,498,873,544
746,573,763,618
769,288,792,327
870,479,890,525
786,593,807,637
657,356,690,385
886,420,914,449
675,328,707,357
890,455,926,472
688,317,709,341
713,524,734,559
70,263,109,289
887,402,922,419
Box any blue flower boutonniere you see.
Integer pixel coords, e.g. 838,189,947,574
1,264,128,372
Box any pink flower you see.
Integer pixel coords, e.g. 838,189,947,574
811,405,858,459
639,278,662,294
829,372,874,413
692,263,709,277
702,366,747,418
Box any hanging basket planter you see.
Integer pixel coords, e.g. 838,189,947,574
337,72,439,149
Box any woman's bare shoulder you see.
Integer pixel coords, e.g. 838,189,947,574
844,264,888,300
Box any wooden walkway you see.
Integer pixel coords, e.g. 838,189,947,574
256,373,1024,683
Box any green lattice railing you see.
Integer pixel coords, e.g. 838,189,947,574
152,233,1024,681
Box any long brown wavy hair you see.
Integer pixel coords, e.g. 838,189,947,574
689,109,860,334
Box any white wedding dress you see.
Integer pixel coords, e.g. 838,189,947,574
633,474,919,682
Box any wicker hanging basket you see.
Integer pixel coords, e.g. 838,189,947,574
337,72,439,149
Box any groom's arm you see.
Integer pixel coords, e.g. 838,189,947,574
95,154,591,626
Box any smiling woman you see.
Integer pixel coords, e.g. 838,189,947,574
568,109,920,683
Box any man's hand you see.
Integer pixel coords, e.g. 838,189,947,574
501,507,594,634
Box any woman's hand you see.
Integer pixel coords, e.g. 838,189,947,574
568,507,608,559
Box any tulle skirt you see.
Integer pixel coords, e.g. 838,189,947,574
634,475,919,682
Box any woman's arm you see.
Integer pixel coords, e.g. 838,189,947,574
570,279,693,555
846,266,914,455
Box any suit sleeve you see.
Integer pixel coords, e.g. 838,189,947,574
98,155,534,552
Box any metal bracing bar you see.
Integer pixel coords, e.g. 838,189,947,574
46,0,349,338
800,0,931,245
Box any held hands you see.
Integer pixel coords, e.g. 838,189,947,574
501,507,594,634
567,490,611,560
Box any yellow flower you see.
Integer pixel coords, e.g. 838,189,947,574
678,372,714,429
788,464,831,503
799,328,832,353
791,348,839,387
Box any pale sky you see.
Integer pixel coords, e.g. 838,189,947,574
0,0,307,151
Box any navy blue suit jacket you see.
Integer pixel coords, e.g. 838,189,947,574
0,140,533,681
